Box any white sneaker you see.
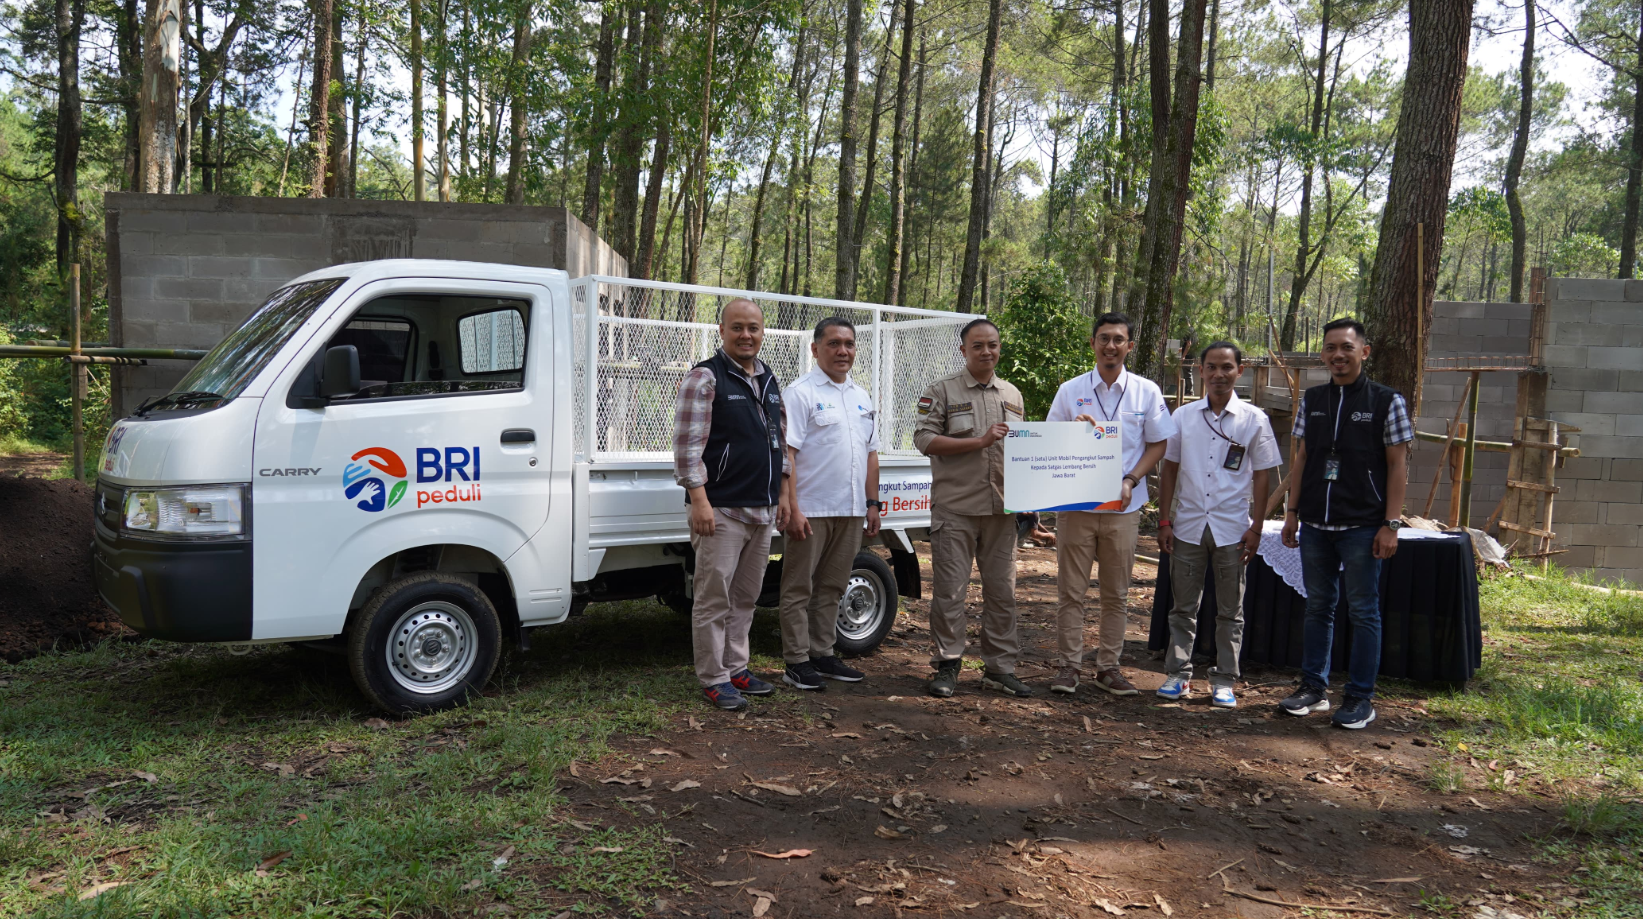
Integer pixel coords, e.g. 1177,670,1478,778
1211,686,1237,708
1156,675,1190,700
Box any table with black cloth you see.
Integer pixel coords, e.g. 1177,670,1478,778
1146,524,1482,686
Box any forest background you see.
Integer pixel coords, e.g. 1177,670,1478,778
0,0,1639,452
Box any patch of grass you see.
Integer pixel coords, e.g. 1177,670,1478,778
0,432,52,455
1427,563,1643,917
0,599,716,917
1425,760,1465,795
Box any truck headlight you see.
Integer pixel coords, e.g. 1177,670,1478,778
123,485,247,539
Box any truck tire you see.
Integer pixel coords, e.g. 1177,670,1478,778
834,552,897,658
347,572,502,714
659,592,693,617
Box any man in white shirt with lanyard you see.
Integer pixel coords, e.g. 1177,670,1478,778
1155,341,1280,708
1044,312,1176,696
778,317,881,691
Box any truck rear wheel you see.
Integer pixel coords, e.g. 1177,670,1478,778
347,572,502,714
834,552,897,658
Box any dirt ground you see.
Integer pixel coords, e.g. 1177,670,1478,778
550,546,1566,919
0,451,67,478
0,473,127,661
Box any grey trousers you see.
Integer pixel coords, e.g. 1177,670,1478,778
928,508,1019,673
777,515,863,664
1165,524,1246,688
689,510,774,687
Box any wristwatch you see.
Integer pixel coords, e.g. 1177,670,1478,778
1157,519,1172,528
1384,519,1403,530
866,500,884,511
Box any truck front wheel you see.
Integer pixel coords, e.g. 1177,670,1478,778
833,552,898,657
347,572,502,714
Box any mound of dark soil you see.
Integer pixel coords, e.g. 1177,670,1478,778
0,476,126,661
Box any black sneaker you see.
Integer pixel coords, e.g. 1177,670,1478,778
981,671,1034,697
782,661,826,691
731,669,776,696
928,659,961,698
1332,696,1377,730
811,656,865,682
1279,682,1331,716
703,682,747,711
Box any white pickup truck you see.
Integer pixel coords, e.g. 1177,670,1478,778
92,262,965,712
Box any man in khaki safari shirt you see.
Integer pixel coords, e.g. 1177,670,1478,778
914,318,1033,700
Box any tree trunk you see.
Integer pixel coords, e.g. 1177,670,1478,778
138,0,181,193
834,0,863,298
1504,0,1533,301
435,0,451,202
54,0,84,274
581,5,618,230
636,122,670,279
325,2,346,197
898,32,924,295
1364,0,1475,415
851,3,897,298
687,0,719,285
1619,14,1643,279
505,0,534,204
1127,0,1172,314
955,0,1002,313
411,0,424,200
1205,0,1220,93
116,0,141,190
1282,0,1330,350
1109,0,1130,313
306,0,333,197
612,1,654,258
348,2,365,197
883,0,915,305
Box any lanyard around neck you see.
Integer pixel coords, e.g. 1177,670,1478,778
1091,371,1124,422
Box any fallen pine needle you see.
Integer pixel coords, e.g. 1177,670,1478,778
1206,857,1244,880
1105,808,1146,826
1225,889,1393,915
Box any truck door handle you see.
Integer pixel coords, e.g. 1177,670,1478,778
500,429,536,444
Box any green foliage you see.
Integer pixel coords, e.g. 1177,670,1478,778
1552,233,1622,279
993,261,1088,420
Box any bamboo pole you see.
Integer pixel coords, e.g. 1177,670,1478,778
1422,374,1474,517
1456,370,1480,526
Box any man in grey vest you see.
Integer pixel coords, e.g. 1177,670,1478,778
673,299,792,711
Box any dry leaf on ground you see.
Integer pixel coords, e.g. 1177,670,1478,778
709,877,757,887
76,881,130,901
1155,893,1174,916
874,826,904,840
362,717,390,730
855,896,875,907
753,896,771,917
590,846,625,854
257,850,292,872
750,781,802,797
1094,898,1126,916
753,849,813,859
670,779,701,792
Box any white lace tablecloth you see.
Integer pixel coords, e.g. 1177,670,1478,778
1255,520,1454,598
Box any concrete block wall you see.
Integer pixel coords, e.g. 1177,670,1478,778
1543,278,1643,586
107,193,627,415
1405,301,1534,530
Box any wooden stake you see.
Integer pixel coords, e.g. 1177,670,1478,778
70,263,84,482
1457,370,1480,526
1422,374,1474,518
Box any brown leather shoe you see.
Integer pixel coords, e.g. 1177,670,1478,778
1050,667,1079,694
1093,669,1139,696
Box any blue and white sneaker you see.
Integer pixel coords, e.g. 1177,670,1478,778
1156,675,1190,700
1211,686,1237,709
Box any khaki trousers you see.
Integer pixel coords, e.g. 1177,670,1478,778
689,509,774,687
778,516,863,664
928,507,1019,673
1166,525,1246,688
1055,509,1140,671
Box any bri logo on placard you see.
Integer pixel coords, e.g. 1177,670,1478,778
1091,424,1119,439
343,446,484,511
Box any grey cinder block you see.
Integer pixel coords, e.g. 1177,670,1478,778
1588,346,1643,371
1556,279,1628,302
1583,391,1636,414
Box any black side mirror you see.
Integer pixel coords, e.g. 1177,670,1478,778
320,345,362,399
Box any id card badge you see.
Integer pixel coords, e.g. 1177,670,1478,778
1222,443,1246,471
1324,455,1342,481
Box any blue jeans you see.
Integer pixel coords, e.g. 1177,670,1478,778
1299,524,1382,699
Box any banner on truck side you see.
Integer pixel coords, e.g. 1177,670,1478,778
1002,421,1124,513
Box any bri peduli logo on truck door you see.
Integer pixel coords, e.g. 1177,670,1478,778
343,447,484,512
344,448,409,512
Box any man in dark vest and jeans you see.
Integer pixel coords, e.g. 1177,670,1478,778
674,298,792,711
1278,318,1412,730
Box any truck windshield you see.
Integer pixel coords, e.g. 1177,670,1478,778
167,278,346,406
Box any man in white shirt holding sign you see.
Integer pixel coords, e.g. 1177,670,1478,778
779,317,880,692
1156,341,1281,708
1044,312,1176,696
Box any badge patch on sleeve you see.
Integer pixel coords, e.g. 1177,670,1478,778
917,396,934,415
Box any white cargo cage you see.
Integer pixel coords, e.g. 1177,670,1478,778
569,276,970,462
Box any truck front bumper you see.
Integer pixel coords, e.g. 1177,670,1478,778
92,521,254,642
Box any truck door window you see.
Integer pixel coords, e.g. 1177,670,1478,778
318,295,530,402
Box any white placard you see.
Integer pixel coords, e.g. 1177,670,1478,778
1003,421,1125,513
